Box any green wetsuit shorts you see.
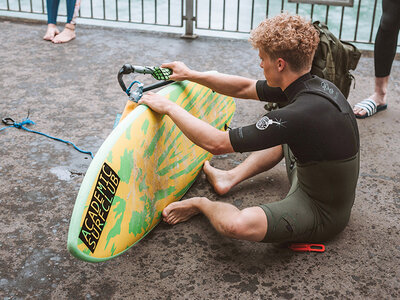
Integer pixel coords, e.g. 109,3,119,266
259,144,359,243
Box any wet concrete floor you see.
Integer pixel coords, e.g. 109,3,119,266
0,19,399,299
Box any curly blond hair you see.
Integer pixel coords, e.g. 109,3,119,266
250,13,320,72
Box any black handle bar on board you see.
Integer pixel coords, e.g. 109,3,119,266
117,64,174,95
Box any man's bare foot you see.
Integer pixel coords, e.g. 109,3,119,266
162,198,201,225
203,161,233,195
43,24,59,41
52,24,76,44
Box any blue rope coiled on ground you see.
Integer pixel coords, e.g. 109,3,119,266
0,117,94,159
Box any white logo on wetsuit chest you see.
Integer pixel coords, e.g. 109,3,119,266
256,116,285,130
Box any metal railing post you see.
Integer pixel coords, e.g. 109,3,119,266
182,0,197,39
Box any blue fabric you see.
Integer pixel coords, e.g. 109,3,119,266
46,0,77,24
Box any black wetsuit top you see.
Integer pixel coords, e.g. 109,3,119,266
229,73,359,163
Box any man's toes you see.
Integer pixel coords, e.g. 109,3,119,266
162,206,173,219
167,215,176,224
165,216,173,225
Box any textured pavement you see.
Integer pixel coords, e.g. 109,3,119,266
0,18,399,299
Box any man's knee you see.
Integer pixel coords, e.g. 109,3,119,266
222,215,247,239
224,208,267,242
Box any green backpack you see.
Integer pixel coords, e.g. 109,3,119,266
311,21,361,99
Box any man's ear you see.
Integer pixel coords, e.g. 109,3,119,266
277,58,286,72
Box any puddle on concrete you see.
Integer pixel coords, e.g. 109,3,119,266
50,167,72,181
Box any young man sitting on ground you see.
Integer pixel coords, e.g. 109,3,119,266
139,12,360,244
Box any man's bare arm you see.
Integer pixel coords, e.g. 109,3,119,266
162,61,259,100
138,92,234,155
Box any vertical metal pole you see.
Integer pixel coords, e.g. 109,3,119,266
155,0,158,24
222,0,226,30
250,0,255,30
90,0,93,18
354,0,362,42
236,0,240,32
116,0,119,21
369,0,378,43
168,0,171,25
325,5,330,24
208,0,211,29
182,0,197,38
128,0,131,22
339,6,345,39
310,4,314,20
141,0,144,23
191,0,194,27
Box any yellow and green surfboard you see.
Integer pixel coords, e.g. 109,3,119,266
67,80,235,262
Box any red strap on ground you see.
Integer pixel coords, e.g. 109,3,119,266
289,243,325,252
